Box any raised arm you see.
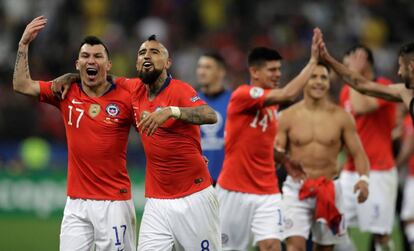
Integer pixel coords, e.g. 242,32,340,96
138,104,217,136
341,111,370,203
264,28,321,105
13,16,47,96
343,49,382,114
320,42,404,103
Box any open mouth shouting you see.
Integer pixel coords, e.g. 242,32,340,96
86,67,98,81
142,61,154,71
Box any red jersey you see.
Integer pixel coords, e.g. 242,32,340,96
402,115,414,176
339,77,396,171
130,77,212,199
39,79,135,200
218,85,280,194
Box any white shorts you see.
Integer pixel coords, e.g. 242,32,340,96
401,176,414,221
282,176,347,245
339,168,398,234
138,186,221,251
60,197,136,251
216,185,283,250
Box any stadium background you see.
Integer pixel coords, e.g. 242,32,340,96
0,0,413,250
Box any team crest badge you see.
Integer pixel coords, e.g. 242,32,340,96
89,104,100,118
221,233,229,244
106,104,120,116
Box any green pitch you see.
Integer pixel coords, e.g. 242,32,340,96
0,215,405,251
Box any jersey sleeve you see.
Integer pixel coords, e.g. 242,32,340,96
176,82,206,107
230,86,271,112
38,81,60,107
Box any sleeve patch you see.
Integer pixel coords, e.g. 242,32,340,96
249,87,264,99
190,95,201,102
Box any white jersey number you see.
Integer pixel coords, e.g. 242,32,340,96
249,110,268,132
68,105,84,128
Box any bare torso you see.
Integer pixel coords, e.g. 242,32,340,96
285,101,344,179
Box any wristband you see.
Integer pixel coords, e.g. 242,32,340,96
358,174,369,185
170,106,181,119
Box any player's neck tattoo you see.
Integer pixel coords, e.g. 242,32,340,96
147,74,167,99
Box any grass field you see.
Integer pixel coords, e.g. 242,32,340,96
0,215,406,251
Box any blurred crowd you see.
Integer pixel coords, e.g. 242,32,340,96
0,0,413,170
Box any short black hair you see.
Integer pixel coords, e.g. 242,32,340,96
79,36,110,58
344,44,374,66
399,42,414,58
317,61,331,73
248,47,282,67
202,52,226,69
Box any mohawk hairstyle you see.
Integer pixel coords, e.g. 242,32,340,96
147,34,157,41
79,36,110,58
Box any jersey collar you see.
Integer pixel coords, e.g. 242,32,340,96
77,76,116,96
155,74,172,96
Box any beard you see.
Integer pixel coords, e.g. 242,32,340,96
138,68,163,85
403,76,412,89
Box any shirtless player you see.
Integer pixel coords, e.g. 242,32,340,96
275,63,370,251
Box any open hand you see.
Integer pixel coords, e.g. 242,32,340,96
310,27,323,62
51,73,79,99
347,48,369,74
354,180,369,203
283,158,307,181
19,16,47,46
137,107,173,136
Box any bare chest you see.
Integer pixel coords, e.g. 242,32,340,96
288,111,342,147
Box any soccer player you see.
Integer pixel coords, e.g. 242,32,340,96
50,35,221,250
123,35,220,251
337,45,398,250
216,28,322,251
319,39,414,137
13,16,137,251
196,52,232,185
396,114,414,250
275,63,370,251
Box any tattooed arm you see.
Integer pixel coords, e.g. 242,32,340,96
178,105,217,125
319,40,404,102
138,105,217,136
13,16,47,96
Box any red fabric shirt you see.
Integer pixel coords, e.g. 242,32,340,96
299,177,342,234
339,77,396,171
129,77,212,199
39,79,135,200
218,85,280,194
402,115,414,176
